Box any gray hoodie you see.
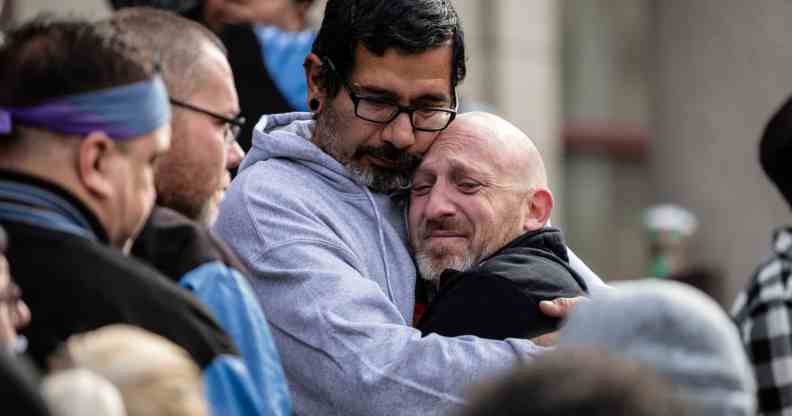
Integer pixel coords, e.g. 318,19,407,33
559,280,757,416
213,112,547,416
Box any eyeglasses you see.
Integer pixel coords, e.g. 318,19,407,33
324,58,457,132
169,98,246,145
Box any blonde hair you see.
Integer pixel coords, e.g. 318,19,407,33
61,324,208,416
42,368,127,416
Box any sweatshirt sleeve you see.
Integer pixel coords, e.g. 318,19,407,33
216,210,547,415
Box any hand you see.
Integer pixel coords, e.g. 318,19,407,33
539,296,587,319
530,331,558,347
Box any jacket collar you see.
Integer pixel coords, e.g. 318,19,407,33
0,169,109,244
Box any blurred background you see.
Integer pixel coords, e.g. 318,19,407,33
2,0,790,307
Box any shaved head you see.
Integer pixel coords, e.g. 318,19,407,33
110,7,227,100
441,112,547,191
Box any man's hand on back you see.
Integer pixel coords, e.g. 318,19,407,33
530,296,588,347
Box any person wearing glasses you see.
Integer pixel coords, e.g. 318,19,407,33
109,8,292,416
213,1,600,414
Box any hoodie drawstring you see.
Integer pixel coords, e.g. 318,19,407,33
362,187,396,303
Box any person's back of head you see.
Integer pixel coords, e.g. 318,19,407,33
311,0,465,99
460,348,687,416
760,94,792,210
559,279,757,415
0,17,171,249
0,16,158,128
42,368,126,416
54,324,207,416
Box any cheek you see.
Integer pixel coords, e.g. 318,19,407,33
408,199,424,237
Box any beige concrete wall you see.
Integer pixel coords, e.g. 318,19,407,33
9,0,110,21
454,0,563,218
651,1,792,305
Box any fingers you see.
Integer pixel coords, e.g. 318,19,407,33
530,330,559,347
539,296,588,319
12,299,30,329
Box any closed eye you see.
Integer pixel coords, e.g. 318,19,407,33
411,184,433,196
458,181,482,194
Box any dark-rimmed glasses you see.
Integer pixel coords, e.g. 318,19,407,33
169,98,246,145
324,58,457,132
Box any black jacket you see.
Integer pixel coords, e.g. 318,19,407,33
0,171,235,369
417,228,587,340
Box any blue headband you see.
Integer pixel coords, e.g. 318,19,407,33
0,75,171,140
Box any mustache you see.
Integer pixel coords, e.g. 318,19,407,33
353,142,422,171
421,217,468,239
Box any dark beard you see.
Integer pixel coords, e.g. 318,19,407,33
313,102,422,193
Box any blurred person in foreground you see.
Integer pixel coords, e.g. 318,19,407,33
0,352,51,416
42,369,127,416
0,226,30,354
561,280,756,416
214,1,602,414
460,348,687,416
110,8,291,415
0,17,262,416
733,93,792,415
410,112,587,340
49,324,208,416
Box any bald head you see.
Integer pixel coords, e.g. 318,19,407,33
409,112,554,282
436,112,547,191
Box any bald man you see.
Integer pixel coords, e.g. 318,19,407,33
410,112,588,340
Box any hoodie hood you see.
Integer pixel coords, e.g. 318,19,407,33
239,112,369,192
559,279,757,416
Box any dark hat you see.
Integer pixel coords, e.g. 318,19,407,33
760,94,792,210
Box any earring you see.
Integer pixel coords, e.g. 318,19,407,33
309,98,320,111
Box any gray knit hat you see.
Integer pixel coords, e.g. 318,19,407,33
558,279,756,416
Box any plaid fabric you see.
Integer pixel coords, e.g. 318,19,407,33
733,226,792,416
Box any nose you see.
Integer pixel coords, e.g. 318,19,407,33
226,140,245,169
382,112,416,150
423,183,456,220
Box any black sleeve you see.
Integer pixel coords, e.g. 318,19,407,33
418,261,585,340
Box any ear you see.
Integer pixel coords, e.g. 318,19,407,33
522,188,554,231
77,131,116,200
304,53,326,112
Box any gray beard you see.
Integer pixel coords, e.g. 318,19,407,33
414,250,478,283
347,163,412,194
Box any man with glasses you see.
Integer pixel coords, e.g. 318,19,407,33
111,8,292,415
214,1,596,414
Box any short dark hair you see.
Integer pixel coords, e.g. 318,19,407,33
461,348,688,416
311,0,465,99
0,16,157,139
110,7,227,99
760,94,792,210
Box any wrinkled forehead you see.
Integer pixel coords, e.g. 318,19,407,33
419,129,503,175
